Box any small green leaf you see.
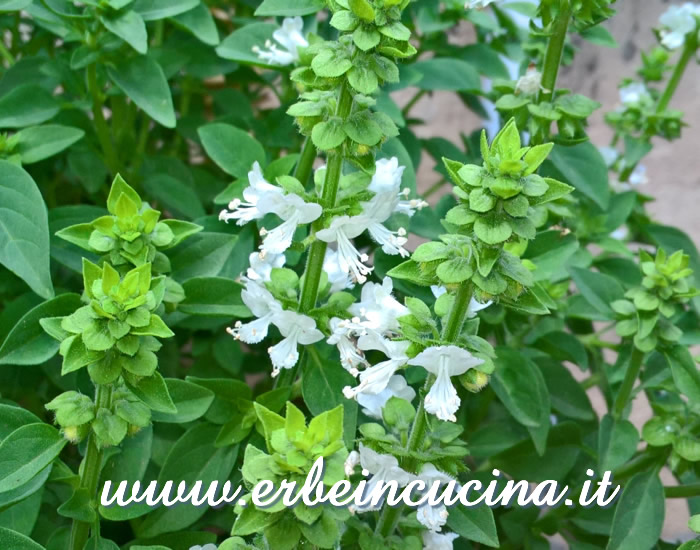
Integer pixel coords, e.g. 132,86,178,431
312,120,347,151
0,84,59,128
0,423,66,492
107,55,175,128
598,414,639,472
0,293,81,365
436,257,473,284
606,472,664,550
255,0,324,16
348,0,375,21
0,527,46,550
14,125,85,164
198,123,265,178
101,10,148,54
0,161,54,299
132,0,198,21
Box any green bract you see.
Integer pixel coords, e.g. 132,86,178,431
56,175,202,304
234,403,349,549
391,119,573,309
42,259,172,385
613,249,698,351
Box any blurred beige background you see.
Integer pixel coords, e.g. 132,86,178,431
399,0,699,542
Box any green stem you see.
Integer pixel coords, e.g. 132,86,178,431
665,482,700,498
612,347,645,419
375,283,473,537
274,85,353,390
70,384,113,550
402,89,427,117
297,82,353,315
87,64,120,176
656,33,697,114
537,0,572,105
295,137,317,187
618,33,697,183
0,40,14,66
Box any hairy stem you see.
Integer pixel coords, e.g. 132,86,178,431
295,137,317,187
612,347,645,419
87,63,120,176
273,84,353,390
538,0,572,105
297,81,353,315
375,283,473,537
70,384,113,550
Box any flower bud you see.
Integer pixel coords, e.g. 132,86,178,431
459,370,489,393
62,424,89,444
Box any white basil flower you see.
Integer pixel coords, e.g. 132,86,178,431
260,194,322,255
246,250,285,282
189,545,218,550
344,449,360,476
219,162,281,225
515,66,542,95
369,157,427,217
619,82,652,108
327,317,367,375
317,215,373,284
252,16,309,66
357,374,416,419
629,164,648,186
348,277,408,334
360,201,409,258
227,281,282,344
416,464,457,532
611,226,629,241
355,443,414,511
467,297,493,318
324,248,355,293
422,531,459,550
268,310,324,375
659,4,698,50
408,345,484,422
343,333,410,398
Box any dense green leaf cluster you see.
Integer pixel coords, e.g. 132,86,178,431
391,119,572,311
56,176,202,305
234,403,349,549
614,249,698,351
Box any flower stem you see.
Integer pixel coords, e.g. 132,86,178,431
656,33,697,114
612,347,645,419
537,0,572,105
375,283,473,537
70,384,113,550
294,137,317,187
298,81,353,315
274,84,353,391
87,63,120,177
402,89,427,117
618,35,697,183
665,482,700,498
